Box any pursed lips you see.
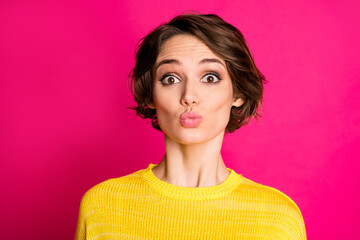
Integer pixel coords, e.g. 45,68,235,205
180,111,202,127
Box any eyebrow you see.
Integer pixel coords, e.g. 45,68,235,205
199,58,225,68
156,59,181,70
155,58,225,70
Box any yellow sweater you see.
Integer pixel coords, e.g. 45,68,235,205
75,163,307,239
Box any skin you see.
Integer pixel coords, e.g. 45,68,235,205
147,34,243,188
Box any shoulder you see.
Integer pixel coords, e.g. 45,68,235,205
239,176,303,213
234,175,307,239
79,168,145,209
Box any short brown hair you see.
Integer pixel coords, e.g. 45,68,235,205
129,13,266,133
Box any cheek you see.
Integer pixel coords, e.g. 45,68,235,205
153,90,173,110
207,87,234,112
152,89,179,123
204,92,234,126
212,103,232,125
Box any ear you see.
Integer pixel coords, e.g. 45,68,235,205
145,99,156,109
232,97,244,107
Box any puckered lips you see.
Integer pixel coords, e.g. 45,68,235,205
180,111,202,128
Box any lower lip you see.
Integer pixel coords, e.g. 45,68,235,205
180,118,202,127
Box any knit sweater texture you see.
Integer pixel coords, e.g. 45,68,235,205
75,163,307,239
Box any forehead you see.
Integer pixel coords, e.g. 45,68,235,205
156,35,224,63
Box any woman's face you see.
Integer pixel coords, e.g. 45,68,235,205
148,34,243,145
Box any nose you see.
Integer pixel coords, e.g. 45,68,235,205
180,78,199,107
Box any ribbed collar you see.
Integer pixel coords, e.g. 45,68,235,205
141,163,243,200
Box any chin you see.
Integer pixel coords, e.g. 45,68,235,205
168,129,224,145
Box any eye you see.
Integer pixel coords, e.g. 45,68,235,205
201,73,221,83
160,75,180,85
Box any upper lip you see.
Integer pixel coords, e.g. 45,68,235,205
180,111,202,120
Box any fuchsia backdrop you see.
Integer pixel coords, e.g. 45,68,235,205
1,0,359,239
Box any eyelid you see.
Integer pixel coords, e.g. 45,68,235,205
159,74,181,85
201,72,222,83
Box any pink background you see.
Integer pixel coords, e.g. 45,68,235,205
1,0,359,239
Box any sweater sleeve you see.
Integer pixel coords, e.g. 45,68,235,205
282,201,306,240
270,187,307,239
74,191,89,240
248,180,307,239
290,202,307,239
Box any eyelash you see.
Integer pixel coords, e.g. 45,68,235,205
159,72,222,85
203,72,222,84
159,74,180,85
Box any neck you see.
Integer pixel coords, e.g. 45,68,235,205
152,131,230,188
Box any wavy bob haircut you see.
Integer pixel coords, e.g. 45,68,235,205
129,13,266,133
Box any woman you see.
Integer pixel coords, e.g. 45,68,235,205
75,13,307,239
